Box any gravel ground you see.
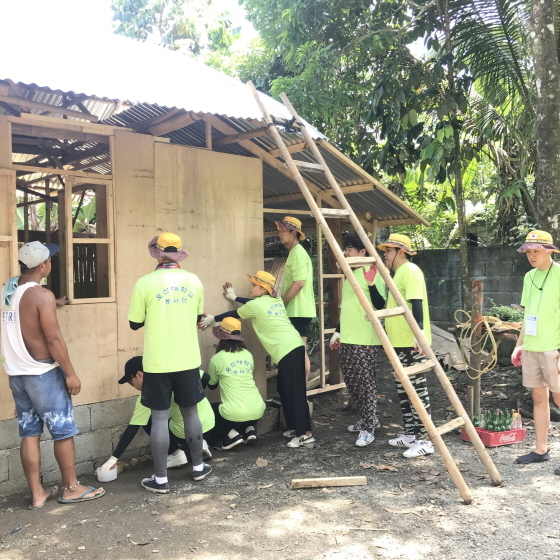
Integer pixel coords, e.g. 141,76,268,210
1,354,559,560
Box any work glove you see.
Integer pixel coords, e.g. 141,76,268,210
363,265,378,286
101,456,118,470
330,332,341,351
413,330,426,356
511,346,523,367
223,282,237,301
198,314,215,330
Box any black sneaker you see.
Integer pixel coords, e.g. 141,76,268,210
192,463,212,481
266,397,282,408
141,475,169,494
221,433,244,450
515,450,550,464
244,427,257,444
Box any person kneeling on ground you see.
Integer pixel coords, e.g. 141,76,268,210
205,317,265,450
100,357,214,482
199,271,314,448
330,232,386,448
511,231,560,475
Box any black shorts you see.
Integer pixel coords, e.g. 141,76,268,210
141,368,205,410
289,317,312,338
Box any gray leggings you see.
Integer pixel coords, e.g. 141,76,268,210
151,406,203,478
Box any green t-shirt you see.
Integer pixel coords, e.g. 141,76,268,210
209,348,265,422
237,294,303,363
283,244,317,318
340,268,386,346
520,263,560,352
385,262,432,347
128,268,203,373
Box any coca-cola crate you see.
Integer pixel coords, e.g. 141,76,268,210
461,426,526,447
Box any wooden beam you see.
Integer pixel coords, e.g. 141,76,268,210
0,100,20,117
201,114,342,209
14,163,111,180
147,111,195,136
262,208,310,215
0,94,99,122
131,108,183,132
12,123,108,144
376,218,423,227
16,183,57,202
291,476,366,489
263,183,373,205
269,141,307,158
213,127,269,147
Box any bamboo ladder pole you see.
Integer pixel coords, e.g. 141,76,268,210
276,89,502,491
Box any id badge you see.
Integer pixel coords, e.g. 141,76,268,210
525,315,538,336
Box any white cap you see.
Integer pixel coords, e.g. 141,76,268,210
18,242,59,268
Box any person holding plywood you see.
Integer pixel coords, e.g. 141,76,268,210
276,216,316,382
199,271,315,448
128,232,210,493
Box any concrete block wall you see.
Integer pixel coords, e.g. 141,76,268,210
414,246,532,329
0,396,150,496
0,398,281,496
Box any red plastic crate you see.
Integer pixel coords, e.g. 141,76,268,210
461,426,526,447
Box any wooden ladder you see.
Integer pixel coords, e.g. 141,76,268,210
248,83,503,504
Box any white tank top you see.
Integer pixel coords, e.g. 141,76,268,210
0,282,59,376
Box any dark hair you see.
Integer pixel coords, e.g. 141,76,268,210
343,232,366,252
217,339,246,353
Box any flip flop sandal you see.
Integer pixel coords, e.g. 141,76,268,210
58,486,105,504
28,486,58,510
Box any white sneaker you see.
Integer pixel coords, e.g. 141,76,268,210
167,450,188,468
355,430,375,447
202,439,212,460
403,440,434,458
348,418,381,433
287,435,315,448
388,434,416,448
283,429,296,438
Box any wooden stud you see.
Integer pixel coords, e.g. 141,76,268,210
23,192,29,242
14,164,112,180
291,476,366,489
205,120,212,150
316,196,326,390
0,94,100,122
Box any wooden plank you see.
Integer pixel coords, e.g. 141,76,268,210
12,123,108,144
70,237,110,244
0,115,12,168
14,164,112,180
10,113,132,135
131,108,183,132
213,127,269,147
147,111,195,136
316,196,326,389
306,382,346,396
291,160,325,171
344,256,377,266
403,359,436,376
435,417,466,436
269,141,307,158
263,183,373,205
60,177,74,300
323,273,344,279
262,207,310,215
291,476,367,489
205,120,212,150
374,307,405,319
0,94,99,122
319,208,351,217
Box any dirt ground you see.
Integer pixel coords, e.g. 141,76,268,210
1,354,559,560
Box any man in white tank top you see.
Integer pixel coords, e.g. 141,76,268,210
1,241,105,508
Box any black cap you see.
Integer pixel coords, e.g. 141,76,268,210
118,356,143,384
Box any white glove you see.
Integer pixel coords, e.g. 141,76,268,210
223,283,237,301
101,456,118,470
199,314,215,329
330,332,341,350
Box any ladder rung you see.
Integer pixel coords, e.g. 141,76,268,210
436,417,466,436
323,273,345,279
324,328,337,334
403,359,435,376
288,160,325,172
374,307,405,319
316,208,351,217
336,256,377,268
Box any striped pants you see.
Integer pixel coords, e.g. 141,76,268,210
394,347,431,437
340,343,378,433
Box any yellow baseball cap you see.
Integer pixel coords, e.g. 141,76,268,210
377,233,417,255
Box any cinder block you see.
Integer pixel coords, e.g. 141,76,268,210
74,428,114,463
90,397,137,430
7,448,24,481
41,469,60,485
73,405,92,434
75,461,95,477
0,451,8,483
257,408,278,435
0,418,22,451
0,477,29,497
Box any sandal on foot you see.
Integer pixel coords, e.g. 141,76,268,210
28,486,58,510
58,486,105,504
515,451,550,464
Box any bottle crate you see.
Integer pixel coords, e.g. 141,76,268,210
461,426,526,447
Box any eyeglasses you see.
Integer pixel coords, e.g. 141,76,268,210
127,375,136,385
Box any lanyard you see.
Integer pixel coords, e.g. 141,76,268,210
528,264,553,314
